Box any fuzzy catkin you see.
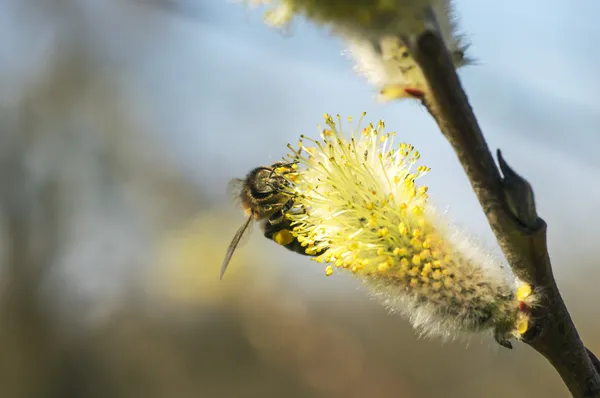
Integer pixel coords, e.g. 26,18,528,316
238,0,470,101
283,113,534,341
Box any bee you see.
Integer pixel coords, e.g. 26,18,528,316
262,204,326,258
220,161,302,279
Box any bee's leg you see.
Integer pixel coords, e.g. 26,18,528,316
263,209,289,241
267,209,285,225
268,161,287,171
270,161,298,171
268,164,284,179
266,179,287,192
262,199,326,257
281,197,294,212
266,199,293,226
263,220,314,257
265,228,326,257
268,161,298,179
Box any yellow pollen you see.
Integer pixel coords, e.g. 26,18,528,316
412,255,421,266
421,262,432,274
400,258,410,269
273,229,294,245
377,262,390,273
393,247,407,256
378,227,389,237
398,223,408,235
325,266,333,276
368,216,377,227
410,237,422,249
516,284,533,301
516,314,529,335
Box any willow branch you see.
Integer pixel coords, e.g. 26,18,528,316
405,28,600,398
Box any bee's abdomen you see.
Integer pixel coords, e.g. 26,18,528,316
263,209,326,257
263,224,315,257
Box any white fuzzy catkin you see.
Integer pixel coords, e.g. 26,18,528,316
282,113,535,342
238,0,470,101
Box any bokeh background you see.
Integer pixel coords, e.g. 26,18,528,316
0,0,598,397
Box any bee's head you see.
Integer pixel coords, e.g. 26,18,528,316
251,162,297,194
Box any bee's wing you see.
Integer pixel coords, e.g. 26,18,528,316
220,214,253,280
226,177,253,246
227,178,245,209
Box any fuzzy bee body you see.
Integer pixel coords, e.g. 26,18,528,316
220,162,318,279
237,163,293,221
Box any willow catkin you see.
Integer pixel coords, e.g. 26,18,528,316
236,0,470,101
281,113,535,342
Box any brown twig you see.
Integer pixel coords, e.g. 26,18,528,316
405,26,600,398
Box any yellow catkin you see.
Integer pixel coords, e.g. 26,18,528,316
279,113,533,342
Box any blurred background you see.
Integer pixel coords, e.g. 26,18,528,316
0,0,598,397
